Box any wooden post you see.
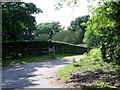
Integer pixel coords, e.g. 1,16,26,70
52,46,55,59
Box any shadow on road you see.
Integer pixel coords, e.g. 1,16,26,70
2,58,73,88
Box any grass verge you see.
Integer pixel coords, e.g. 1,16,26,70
2,53,81,67
58,48,120,88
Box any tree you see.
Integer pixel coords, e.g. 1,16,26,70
84,2,120,63
35,33,50,40
35,21,61,40
83,30,100,47
2,2,42,41
22,27,36,40
52,30,78,44
68,15,90,44
68,15,90,32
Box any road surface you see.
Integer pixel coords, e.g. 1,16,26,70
2,55,85,88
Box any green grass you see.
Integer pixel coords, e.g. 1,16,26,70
58,48,120,88
2,53,81,67
59,49,101,80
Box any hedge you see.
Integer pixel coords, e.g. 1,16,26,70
2,40,87,59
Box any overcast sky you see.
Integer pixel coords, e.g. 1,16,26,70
23,0,97,28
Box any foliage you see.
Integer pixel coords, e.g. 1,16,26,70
55,0,78,10
52,30,78,44
2,2,42,41
68,15,90,44
35,33,50,40
35,21,61,40
83,30,100,47
84,2,120,63
68,15,90,32
22,27,36,40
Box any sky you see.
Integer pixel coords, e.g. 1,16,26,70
23,0,97,28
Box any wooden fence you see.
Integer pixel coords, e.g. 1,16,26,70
2,41,87,59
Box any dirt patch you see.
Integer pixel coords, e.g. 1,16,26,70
50,73,71,88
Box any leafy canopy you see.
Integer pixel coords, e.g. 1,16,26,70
2,2,42,41
84,2,120,63
35,21,61,39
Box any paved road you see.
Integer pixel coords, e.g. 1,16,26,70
2,55,85,88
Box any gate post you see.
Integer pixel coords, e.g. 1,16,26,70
52,46,55,59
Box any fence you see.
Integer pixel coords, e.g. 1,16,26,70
2,41,87,59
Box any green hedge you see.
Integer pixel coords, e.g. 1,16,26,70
2,40,87,59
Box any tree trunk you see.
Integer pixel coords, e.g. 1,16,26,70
101,43,107,62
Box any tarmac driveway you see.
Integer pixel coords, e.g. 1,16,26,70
2,55,85,88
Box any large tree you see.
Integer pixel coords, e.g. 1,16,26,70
68,15,90,44
68,15,90,32
84,2,120,63
2,2,42,41
35,21,61,40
